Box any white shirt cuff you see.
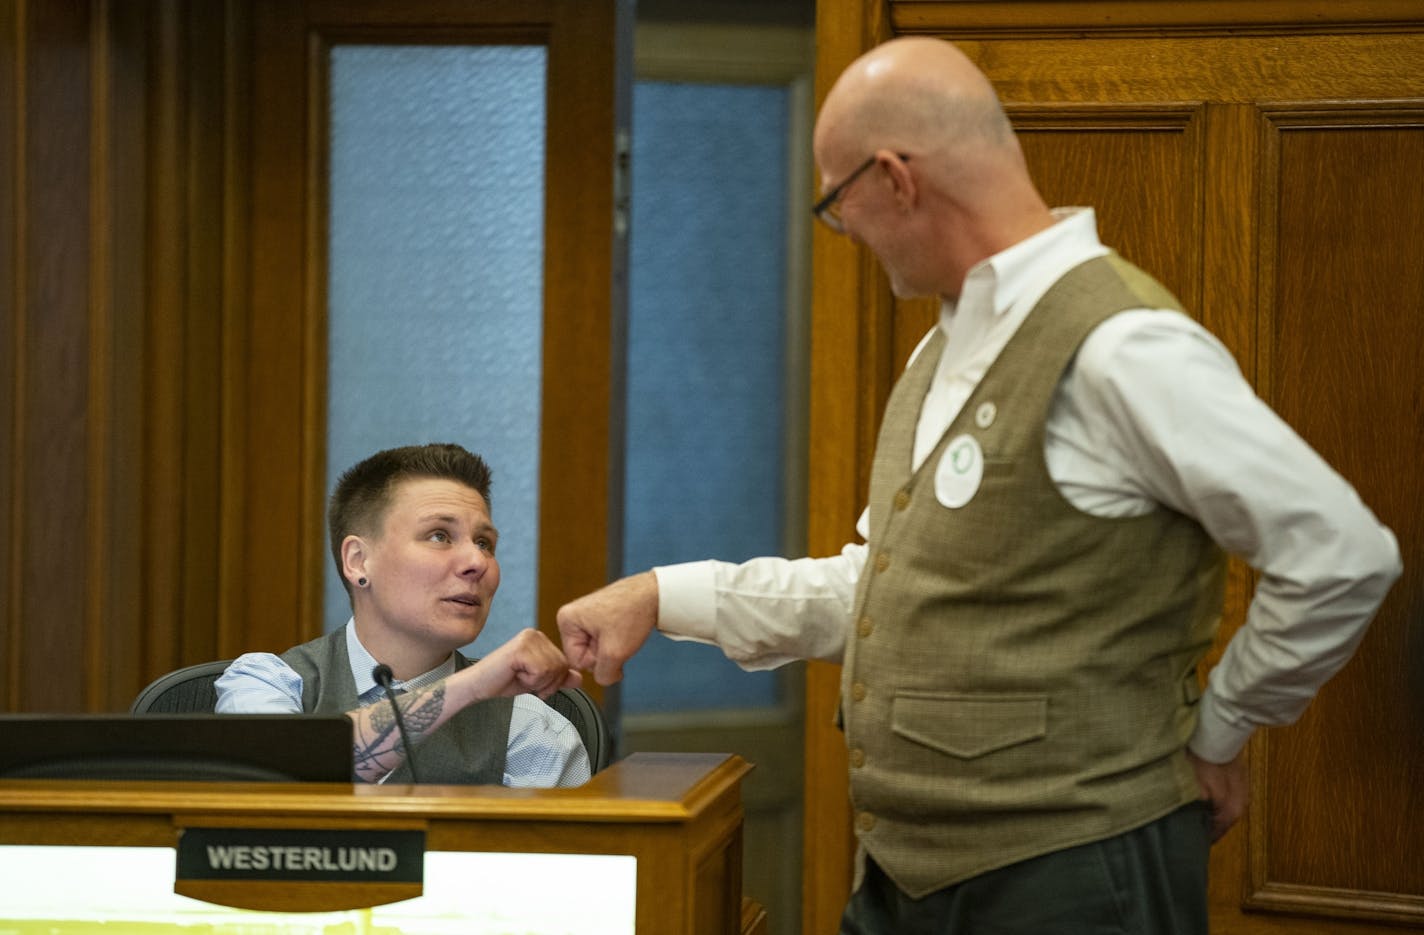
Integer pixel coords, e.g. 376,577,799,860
652,561,719,644
1187,690,1255,764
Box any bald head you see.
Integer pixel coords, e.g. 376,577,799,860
813,38,1054,299
815,37,1013,170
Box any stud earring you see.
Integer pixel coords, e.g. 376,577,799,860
357,577,368,587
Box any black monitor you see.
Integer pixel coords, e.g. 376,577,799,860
0,714,354,783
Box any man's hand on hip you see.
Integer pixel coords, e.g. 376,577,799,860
1188,747,1249,842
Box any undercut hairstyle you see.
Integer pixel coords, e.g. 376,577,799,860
327,443,494,597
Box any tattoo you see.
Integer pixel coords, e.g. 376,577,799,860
351,683,448,779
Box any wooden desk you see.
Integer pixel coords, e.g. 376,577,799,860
0,752,754,934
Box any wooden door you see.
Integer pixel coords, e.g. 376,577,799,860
241,0,628,675
804,2,1424,932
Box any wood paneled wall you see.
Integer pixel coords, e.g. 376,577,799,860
805,2,1423,933
2,0,246,713
3,0,624,714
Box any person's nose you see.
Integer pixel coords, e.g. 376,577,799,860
456,541,492,578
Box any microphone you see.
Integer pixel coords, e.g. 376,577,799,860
372,664,420,783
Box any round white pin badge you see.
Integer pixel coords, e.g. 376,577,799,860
935,434,984,509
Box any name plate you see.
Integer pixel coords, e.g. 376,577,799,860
175,828,425,911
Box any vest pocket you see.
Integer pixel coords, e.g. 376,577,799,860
891,691,1047,759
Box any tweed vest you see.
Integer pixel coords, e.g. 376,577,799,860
842,254,1225,898
282,627,512,785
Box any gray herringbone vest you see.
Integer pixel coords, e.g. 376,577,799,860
282,627,511,784
842,254,1225,898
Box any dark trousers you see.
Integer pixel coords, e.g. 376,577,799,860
840,802,1211,935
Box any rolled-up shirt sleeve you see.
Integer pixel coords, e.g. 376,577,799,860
214,653,305,714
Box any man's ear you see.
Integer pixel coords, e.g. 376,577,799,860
341,535,369,588
878,149,917,212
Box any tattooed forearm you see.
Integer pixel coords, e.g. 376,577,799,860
402,684,445,734
350,683,448,781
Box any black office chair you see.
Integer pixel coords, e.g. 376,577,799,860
130,659,231,714
131,659,614,773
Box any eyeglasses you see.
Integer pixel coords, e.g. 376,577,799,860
811,153,909,233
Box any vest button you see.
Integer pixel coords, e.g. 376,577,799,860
857,616,874,638
893,490,911,511
874,552,890,573
849,748,865,768
851,681,867,702
856,811,877,833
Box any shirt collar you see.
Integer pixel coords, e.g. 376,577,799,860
939,207,1107,332
344,619,459,699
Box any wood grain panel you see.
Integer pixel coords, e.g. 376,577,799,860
143,0,187,682
216,0,253,662
889,107,1207,409
1,0,224,714
177,2,229,669
1247,111,1424,926
954,34,1424,105
15,0,92,713
113,0,252,692
87,0,146,712
1014,104,1206,314
1,0,21,710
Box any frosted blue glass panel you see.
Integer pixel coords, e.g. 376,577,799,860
621,81,790,713
325,45,547,652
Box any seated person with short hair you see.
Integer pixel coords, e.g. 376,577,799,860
216,443,590,787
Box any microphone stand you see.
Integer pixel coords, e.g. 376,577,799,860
371,664,420,783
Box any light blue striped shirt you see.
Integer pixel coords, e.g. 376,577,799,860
215,621,590,788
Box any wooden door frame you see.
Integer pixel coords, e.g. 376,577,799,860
242,0,627,693
802,5,893,933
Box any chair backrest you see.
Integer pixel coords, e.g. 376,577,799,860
130,659,232,714
130,660,614,773
546,684,613,773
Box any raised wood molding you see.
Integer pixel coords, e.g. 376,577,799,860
1245,882,1424,929
891,0,1424,37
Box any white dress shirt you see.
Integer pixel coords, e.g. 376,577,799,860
654,208,1401,764
215,621,591,787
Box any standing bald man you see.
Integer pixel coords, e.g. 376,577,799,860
558,37,1400,934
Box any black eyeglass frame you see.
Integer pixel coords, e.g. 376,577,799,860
811,152,910,233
